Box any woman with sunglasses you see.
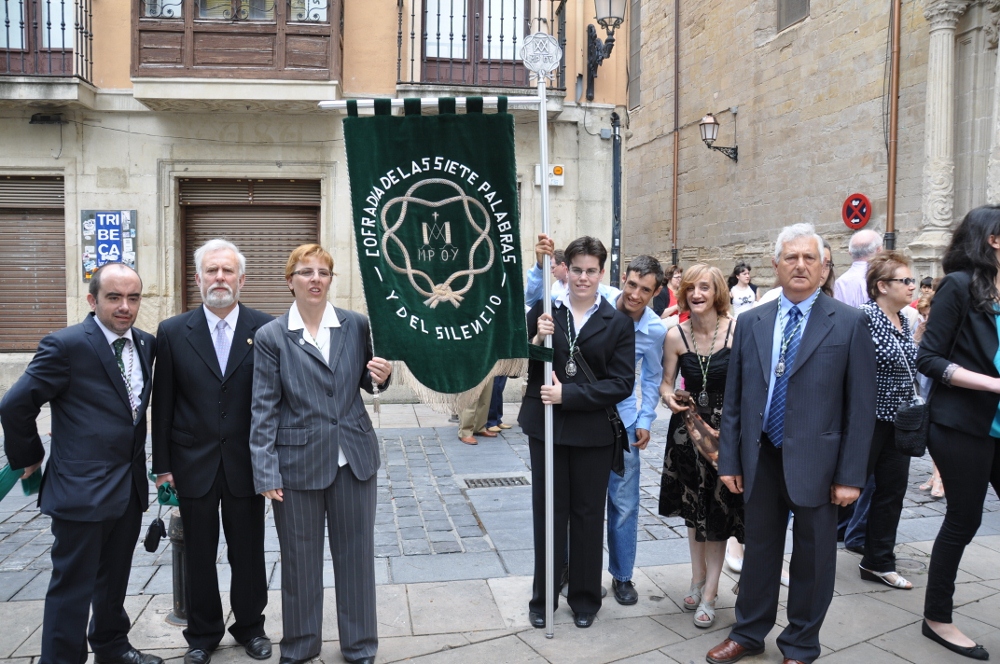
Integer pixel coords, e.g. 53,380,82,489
856,252,917,592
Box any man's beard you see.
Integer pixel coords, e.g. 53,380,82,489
203,283,238,308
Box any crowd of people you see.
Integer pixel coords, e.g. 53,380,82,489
4,205,1000,664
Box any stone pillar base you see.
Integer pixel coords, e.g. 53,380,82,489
908,228,952,279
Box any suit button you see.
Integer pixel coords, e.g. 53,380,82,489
221,412,227,418
222,385,228,392
327,391,333,397
221,438,227,445
332,418,338,425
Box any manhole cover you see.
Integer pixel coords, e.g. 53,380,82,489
465,476,530,488
896,558,927,572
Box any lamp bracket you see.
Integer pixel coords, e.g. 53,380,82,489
586,23,615,101
709,145,738,162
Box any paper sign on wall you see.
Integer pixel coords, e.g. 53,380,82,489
81,210,138,281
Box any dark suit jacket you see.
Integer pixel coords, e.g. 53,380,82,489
250,308,389,493
151,304,273,499
718,293,876,507
518,298,635,446
0,314,156,521
916,270,1000,437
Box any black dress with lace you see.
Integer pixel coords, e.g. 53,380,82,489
658,322,745,543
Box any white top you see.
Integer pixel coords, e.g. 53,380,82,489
93,314,144,418
288,301,347,467
730,284,756,317
555,290,601,331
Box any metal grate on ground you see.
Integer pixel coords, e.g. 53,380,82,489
464,476,530,489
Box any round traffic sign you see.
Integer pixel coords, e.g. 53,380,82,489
842,193,872,229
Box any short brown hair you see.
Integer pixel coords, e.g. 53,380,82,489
564,236,608,270
677,264,730,316
866,250,911,301
285,244,334,281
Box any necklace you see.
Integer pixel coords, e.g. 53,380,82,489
689,317,721,408
118,340,138,420
775,301,815,377
564,308,579,376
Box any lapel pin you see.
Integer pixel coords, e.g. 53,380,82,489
299,338,305,346
247,338,253,345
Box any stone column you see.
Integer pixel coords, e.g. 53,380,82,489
909,0,970,278
987,0,1000,204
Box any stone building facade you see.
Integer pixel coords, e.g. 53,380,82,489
624,0,1000,282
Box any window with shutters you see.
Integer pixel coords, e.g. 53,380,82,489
0,176,67,352
628,0,641,109
778,0,808,32
179,179,321,316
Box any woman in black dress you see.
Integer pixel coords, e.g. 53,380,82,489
659,264,743,628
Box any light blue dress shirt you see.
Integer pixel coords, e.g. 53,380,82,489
614,301,666,431
525,262,620,308
762,289,822,426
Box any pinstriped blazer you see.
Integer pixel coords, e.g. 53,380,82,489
717,293,877,507
249,307,388,494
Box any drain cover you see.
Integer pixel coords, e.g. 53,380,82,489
895,558,927,572
465,476,530,488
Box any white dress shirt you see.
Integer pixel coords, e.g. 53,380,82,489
288,301,348,468
204,303,240,348
92,314,144,418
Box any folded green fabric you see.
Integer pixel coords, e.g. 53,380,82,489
21,472,41,496
0,465,19,502
147,470,179,506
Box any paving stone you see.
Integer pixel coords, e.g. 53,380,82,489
0,570,38,603
407,579,507,635
399,527,426,540
9,569,49,601
389,552,506,584
402,539,432,555
432,540,462,554
0,598,43,658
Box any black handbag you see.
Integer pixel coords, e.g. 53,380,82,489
573,352,630,478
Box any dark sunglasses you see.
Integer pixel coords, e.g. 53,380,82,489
885,278,917,286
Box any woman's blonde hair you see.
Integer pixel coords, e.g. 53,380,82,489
677,264,730,316
285,244,334,281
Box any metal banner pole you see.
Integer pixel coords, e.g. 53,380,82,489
520,28,562,640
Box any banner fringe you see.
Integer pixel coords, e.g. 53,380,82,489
390,359,527,414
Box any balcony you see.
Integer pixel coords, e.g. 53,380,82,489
0,0,95,107
397,0,566,93
132,0,341,112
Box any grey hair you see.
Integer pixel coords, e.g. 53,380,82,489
848,229,883,261
194,238,246,277
773,223,824,262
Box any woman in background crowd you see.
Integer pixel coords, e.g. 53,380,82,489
728,262,759,317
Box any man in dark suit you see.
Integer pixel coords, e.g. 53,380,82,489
0,263,160,664
151,239,273,664
706,224,876,664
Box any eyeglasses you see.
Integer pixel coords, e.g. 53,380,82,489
292,268,333,279
885,278,916,286
569,267,601,278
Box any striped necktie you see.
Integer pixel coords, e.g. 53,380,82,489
765,305,802,448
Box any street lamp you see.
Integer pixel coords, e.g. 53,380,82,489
699,111,738,162
586,0,627,101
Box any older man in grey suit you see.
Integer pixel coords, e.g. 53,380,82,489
706,224,876,664
250,244,391,664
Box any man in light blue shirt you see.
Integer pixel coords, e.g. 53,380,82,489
525,233,620,308
607,256,667,605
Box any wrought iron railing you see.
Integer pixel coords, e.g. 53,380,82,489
397,0,566,90
1,0,92,81
139,0,330,22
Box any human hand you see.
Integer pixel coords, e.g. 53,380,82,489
661,391,688,413
533,313,554,345
540,372,563,405
633,429,650,450
720,475,744,494
262,489,284,502
830,484,861,506
535,233,555,268
155,473,174,489
368,357,392,385
20,461,42,479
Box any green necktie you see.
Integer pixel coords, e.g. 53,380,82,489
113,338,127,376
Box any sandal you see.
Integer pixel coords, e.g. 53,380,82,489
683,580,705,611
859,565,913,589
919,475,934,491
694,597,717,628
931,476,945,499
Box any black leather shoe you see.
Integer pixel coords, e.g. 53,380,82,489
183,649,211,664
573,612,595,628
243,636,272,660
278,657,314,664
346,658,375,664
95,648,165,664
922,621,989,660
528,611,545,628
612,578,638,605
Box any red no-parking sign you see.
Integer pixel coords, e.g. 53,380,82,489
842,193,872,229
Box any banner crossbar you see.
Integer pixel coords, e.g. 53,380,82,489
318,95,543,111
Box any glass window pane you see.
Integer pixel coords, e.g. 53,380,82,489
142,0,183,18
199,0,274,21
483,0,523,61
289,0,327,22
425,0,468,59
41,0,75,49
0,1,26,49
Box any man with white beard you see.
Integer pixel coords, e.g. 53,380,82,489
151,240,274,664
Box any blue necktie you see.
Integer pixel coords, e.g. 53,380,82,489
765,305,802,448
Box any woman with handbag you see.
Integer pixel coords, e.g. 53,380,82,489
916,205,1000,661
518,236,635,630
658,264,743,628
856,251,918,590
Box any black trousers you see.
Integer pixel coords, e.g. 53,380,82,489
925,423,1000,623
528,438,612,616
730,439,838,664
860,420,911,573
42,486,143,664
179,464,268,651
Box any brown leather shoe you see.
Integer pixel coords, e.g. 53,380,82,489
476,429,498,437
706,638,764,664
459,436,478,445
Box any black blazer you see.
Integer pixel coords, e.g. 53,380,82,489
518,298,635,446
151,304,273,499
916,270,1000,437
0,314,156,522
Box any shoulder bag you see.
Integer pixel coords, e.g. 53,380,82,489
573,352,630,478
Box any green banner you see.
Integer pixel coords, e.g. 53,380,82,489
343,98,528,395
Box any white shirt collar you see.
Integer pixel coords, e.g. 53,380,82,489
556,289,601,314
204,304,240,331
288,301,341,331
92,313,134,345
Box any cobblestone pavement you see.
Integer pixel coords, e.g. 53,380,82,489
2,405,1000,663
